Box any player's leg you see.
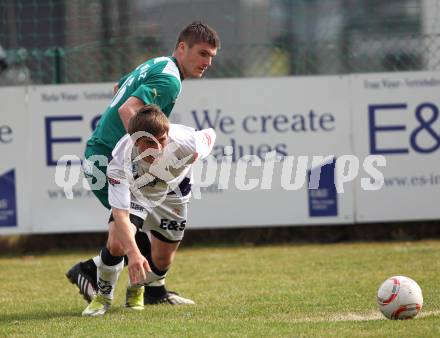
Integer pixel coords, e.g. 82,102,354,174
134,195,195,305
82,215,134,316
66,229,147,304
145,231,195,305
66,147,110,303
127,229,193,304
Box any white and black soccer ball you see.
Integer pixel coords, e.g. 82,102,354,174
377,276,423,320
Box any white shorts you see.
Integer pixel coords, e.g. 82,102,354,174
129,194,189,242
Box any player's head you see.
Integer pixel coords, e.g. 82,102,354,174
128,104,169,163
173,21,220,79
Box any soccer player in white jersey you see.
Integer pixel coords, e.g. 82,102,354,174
66,22,220,307
82,104,216,316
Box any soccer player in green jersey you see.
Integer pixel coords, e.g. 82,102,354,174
66,21,220,308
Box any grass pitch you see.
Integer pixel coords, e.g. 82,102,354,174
1,240,439,337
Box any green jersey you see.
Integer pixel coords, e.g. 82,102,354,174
87,56,183,155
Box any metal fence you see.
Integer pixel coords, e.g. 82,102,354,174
0,0,439,86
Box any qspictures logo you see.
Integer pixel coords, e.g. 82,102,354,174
53,130,387,205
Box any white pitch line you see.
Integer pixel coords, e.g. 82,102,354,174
291,310,440,323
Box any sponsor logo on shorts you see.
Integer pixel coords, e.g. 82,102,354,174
160,218,186,231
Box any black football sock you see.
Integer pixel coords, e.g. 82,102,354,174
145,285,167,298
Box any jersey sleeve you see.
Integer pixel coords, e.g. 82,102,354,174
107,136,132,210
117,73,130,88
131,75,180,111
193,128,216,160
168,126,216,162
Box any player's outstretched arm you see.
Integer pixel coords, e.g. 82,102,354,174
111,208,151,284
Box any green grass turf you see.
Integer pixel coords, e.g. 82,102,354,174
0,240,439,337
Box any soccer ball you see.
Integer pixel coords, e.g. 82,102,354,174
377,276,423,320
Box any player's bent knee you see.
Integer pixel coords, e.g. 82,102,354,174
152,254,173,271
150,236,179,271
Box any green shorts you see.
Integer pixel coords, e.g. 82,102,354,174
83,143,112,210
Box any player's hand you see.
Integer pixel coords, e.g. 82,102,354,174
112,82,119,95
127,252,151,285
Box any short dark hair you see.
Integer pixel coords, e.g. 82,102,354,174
175,21,220,49
128,104,169,137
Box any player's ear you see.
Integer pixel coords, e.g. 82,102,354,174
177,41,188,53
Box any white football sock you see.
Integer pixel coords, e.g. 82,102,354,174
129,270,166,287
95,256,124,299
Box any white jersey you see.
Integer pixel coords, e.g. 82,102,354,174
107,124,216,212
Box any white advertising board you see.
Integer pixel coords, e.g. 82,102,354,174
2,71,437,234
27,84,111,233
352,71,440,222
0,87,31,234
173,76,355,228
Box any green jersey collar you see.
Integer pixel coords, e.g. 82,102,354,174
171,56,184,81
